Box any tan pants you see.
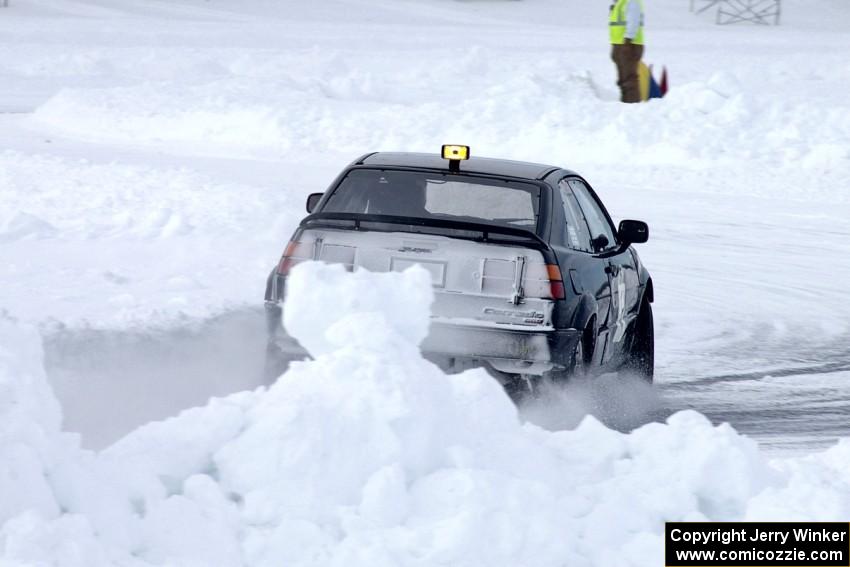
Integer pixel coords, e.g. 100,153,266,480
611,43,644,103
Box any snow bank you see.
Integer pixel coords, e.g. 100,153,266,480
32,63,850,179
0,319,64,528
0,150,303,326
0,151,286,241
2,264,850,565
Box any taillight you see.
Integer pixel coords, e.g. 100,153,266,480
276,240,313,275
521,263,566,300
546,264,566,300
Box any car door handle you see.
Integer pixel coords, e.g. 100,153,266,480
605,264,620,277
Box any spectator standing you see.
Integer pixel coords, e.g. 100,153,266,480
610,0,645,103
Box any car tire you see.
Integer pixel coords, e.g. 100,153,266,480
626,298,654,382
570,324,594,378
543,322,595,384
263,342,294,384
501,374,539,403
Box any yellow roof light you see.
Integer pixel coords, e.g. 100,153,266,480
442,145,470,172
442,144,470,161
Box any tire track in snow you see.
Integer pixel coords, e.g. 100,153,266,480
657,337,850,454
41,305,850,455
42,308,269,450
668,358,850,387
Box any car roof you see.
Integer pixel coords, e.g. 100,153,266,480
355,152,568,181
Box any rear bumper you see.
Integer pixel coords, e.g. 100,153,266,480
265,303,580,376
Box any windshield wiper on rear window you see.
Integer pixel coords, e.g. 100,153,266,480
301,212,550,250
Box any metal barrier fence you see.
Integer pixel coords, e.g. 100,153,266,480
690,0,781,25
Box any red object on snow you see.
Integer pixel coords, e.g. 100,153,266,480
660,66,669,97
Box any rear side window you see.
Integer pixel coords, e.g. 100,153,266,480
568,179,617,252
558,179,592,253
322,169,542,232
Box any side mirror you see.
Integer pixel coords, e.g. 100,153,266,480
618,219,648,245
306,192,323,213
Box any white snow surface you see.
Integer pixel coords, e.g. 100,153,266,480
1,0,850,563
2,263,850,566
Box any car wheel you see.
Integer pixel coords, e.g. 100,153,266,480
263,342,294,384
500,373,541,404
570,325,594,378
626,298,654,382
544,322,595,384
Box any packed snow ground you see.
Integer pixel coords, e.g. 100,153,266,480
1,0,850,563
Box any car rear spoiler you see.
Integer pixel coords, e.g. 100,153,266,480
300,212,550,250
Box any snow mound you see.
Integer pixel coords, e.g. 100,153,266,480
0,319,64,527
0,151,277,241
2,264,850,566
283,262,434,356
31,62,850,174
0,212,57,242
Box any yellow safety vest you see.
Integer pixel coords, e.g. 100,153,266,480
609,0,645,45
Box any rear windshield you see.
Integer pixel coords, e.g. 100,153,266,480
321,169,542,232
